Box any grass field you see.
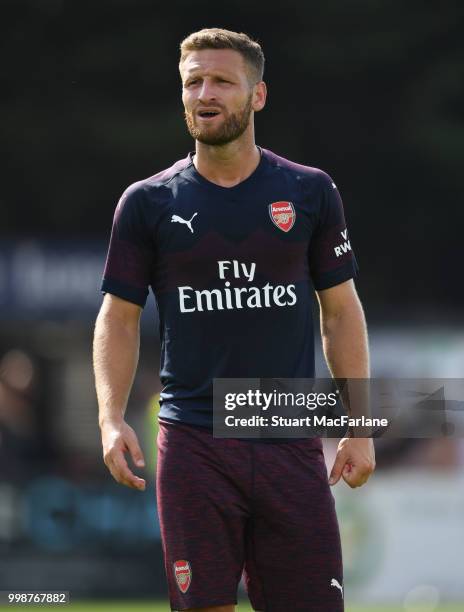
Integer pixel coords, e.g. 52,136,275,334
0,602,463,611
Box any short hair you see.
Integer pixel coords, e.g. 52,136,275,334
179,28,265,83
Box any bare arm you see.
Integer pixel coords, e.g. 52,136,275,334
93,293,146,491
317,279,369,379
316,279,375,488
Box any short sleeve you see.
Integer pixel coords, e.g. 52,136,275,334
308,173,359,291
101,185,154,307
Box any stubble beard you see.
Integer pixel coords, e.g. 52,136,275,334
184,93,253,146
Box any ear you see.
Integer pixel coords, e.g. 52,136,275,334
252,81,267,112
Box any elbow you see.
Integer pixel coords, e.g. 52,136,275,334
320,311,342,339
320,300,367,338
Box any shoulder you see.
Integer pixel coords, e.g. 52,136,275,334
261,148,337,211
119,154,192,204
112,155,191,228
261,148,333,187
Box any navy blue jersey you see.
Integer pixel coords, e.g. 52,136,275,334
101,147,358,427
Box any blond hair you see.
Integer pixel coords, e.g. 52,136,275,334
179,28,265,83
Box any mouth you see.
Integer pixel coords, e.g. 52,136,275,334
197,110,221,121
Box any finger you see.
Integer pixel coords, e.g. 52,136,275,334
116,464,146,490
329,450,347,485
108,452,146,490
343,464,370,488
125,429,146,468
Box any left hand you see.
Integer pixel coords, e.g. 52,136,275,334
329,437,375,488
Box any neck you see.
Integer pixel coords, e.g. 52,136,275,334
193,128,261,188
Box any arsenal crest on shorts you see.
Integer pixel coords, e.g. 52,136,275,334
269,201,296,232
173,560,192,593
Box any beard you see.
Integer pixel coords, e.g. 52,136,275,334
184,93,253,146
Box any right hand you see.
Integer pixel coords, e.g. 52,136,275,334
101,420,146,491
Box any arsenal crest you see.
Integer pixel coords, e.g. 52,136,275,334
269,201,296,232
174,560,192,593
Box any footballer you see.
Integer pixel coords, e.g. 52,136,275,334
94,28,375,612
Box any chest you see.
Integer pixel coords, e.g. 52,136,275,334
153,186,318,257
149,185,319,291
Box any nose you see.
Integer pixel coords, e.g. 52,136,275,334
198,78,216,103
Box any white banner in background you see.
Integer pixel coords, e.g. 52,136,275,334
334,472,464,604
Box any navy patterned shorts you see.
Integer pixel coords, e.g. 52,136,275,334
156,419,344,611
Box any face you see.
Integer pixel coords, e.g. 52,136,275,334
181,48,265,146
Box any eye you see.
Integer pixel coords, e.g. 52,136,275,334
185,79,199,87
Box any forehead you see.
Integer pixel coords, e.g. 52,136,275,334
180,48,248,79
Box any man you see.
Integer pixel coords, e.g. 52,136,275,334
94,28,375,612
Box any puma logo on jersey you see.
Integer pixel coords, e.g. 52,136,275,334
330,578,343,597
334,229,351,257
171,212,198,233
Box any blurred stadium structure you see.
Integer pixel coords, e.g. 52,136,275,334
1,0,463,608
